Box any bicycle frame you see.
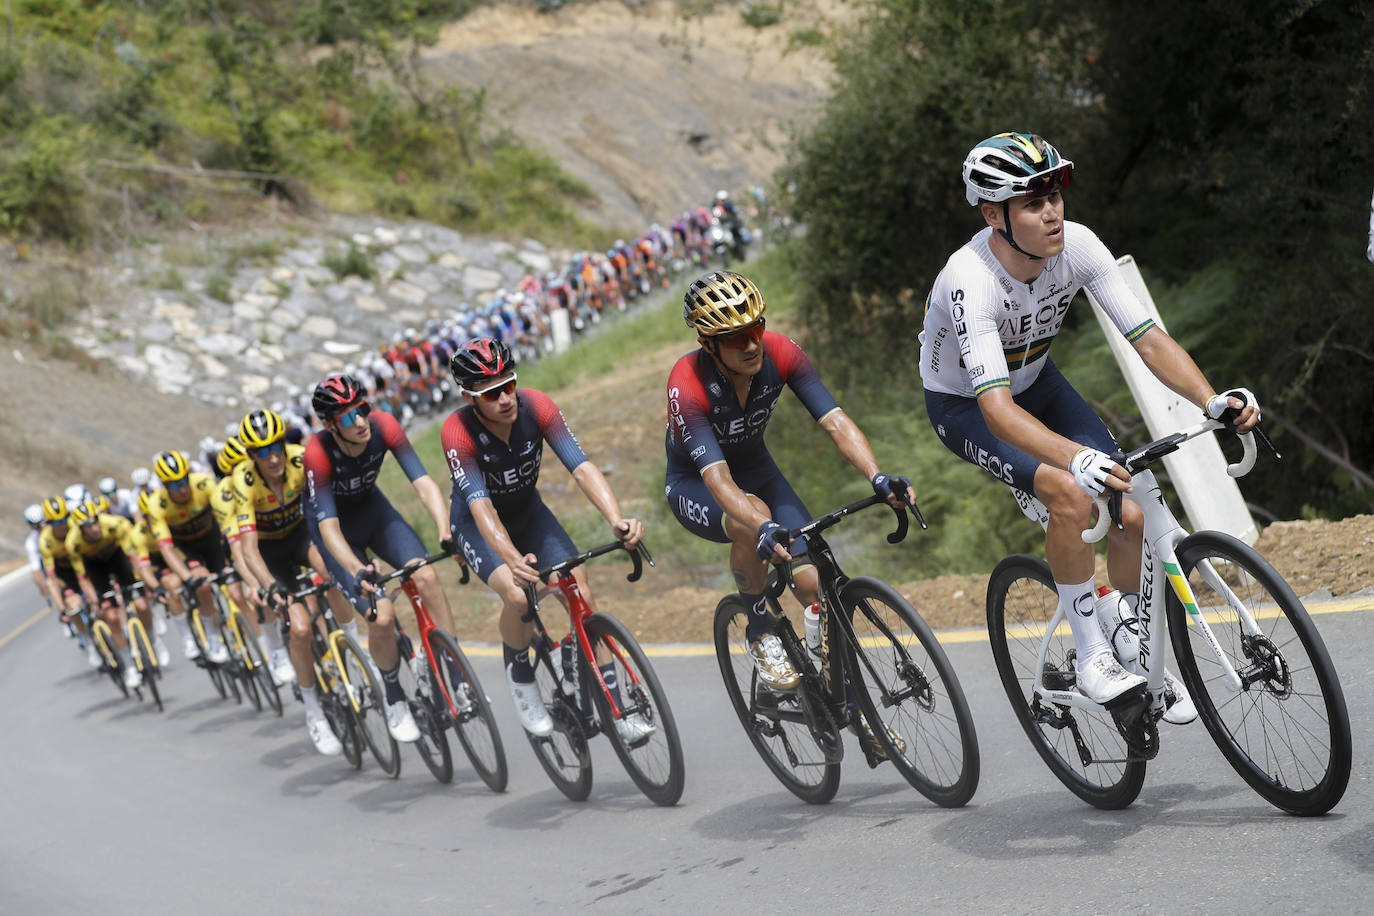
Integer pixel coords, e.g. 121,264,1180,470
1031,418,1263,718
376,552,472,721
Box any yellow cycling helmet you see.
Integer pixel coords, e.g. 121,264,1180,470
71,500,101,525
154,450,191,483
42,496,69,523
217,435,248,475
239,409,286,449
137,489,154,517
683,270,766,336
92,493,110,514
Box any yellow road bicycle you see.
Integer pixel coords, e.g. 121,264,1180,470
86,582,163,711
188,570,282,715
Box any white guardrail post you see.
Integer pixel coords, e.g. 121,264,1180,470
1086,255,1259,544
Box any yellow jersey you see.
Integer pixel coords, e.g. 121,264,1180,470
147,473,219,544
39,526,76,575
127,521,168,569
63,515,137,578
233,445,307,541
209,473,241,543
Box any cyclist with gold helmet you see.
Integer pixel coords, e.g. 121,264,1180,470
917,131,1260,717
666,270,915,704
144,449,232,664
233,407,364,756
441,337,645,739
65,500,163,688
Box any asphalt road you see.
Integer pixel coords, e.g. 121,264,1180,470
2,569,1371,914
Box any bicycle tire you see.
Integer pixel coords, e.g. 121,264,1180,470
245,616,283,717
316,649,363,770
336,633,400,778
713,595,840,805
129,619,164,713
987,555,1146,810
842,577,978,807
428,629,508,792
526,640,592,801
1167,531,1351,815
191,609,229,700
584,614,685,806
396,632,453,785
229,616,263,713
92,621,128,698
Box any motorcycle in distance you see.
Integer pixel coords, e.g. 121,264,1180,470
708,219,735,269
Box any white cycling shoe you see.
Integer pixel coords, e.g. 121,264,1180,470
306,713,343,757
204,635,230,665
1076,651,1146,705
153,636,171,668
385,700,421,743
182,634,202,660
269,648,296,686
614,711,657,746
86,644,102,669
1159,670,1198,725
122,663,143,690
507,666,553,737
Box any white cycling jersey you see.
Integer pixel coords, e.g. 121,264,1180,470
25,529,42,572
919,221,1156,399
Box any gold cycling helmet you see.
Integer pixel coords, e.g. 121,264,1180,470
42,496,69,523
71,500,101,526
683,270,766,336
239,409,286,449
154,450,191,483
217,435,248,475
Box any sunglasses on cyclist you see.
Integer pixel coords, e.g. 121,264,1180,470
166,479,190,492
1018,164,1073,198
465,376,517,402
253,441,286,460
716,318,765,350
332,402,372,428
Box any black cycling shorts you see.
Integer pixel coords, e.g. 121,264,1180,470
259,525,314,593
178,532,229,576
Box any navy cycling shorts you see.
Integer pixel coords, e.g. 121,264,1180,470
306,491,428,614
666,454,812,552
448,498,577,585
923,359,1118,495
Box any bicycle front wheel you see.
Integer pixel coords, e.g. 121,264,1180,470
129,619,164,713
337,634,401,778
1167,531,1351,815
843,577,979,807
92,621,128,698
191,609,229,700
228,617,263,713
584,614,685,807
428,629,508,792
396,633,453,785
987,555,1146,810
527,640,592,801
713,595,840,805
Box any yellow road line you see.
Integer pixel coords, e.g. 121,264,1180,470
0,608,49,650
455,595,1374,659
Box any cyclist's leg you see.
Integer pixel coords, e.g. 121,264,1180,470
750,467,821,607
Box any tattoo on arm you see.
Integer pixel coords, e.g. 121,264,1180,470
732,568,751,591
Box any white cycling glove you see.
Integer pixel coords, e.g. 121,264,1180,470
1206,387,1260,422
1069,447,1117,497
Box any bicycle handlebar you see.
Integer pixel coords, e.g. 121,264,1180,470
519,540,654,620
363,550,472,619
1081,417,1274,544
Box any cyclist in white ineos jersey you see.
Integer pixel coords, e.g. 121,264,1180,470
919,132,1260,719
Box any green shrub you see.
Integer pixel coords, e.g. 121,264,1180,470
324,242,376,280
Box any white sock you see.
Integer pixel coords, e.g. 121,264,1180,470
260,621,284,652
172,613,193,641
300,685,322,717
1056,577,1113,667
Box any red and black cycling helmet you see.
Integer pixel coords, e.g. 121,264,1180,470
450,337,514,391
311,374,365,421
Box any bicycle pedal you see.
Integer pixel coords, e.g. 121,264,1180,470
1103,683,1149,713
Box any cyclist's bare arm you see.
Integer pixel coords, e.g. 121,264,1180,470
569,461,642,547
818,410,916,506
1131,327,1260,433
411,474,452,546
701,463,791,563
226,539,262,597
469,498,540,585
237,529,278,597
977,389,1132,493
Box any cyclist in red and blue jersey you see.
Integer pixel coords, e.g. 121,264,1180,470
441,337,645,739
666,271,914,705
304,374,463,745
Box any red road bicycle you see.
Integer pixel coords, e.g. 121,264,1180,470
521,540,685,806
369,553,508,791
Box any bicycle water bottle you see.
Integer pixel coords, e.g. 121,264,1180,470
1094,587,1140,667
559,635,577,702
803,602,822,657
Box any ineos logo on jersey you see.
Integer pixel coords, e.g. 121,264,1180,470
962,440,1015,484
711,404,776,442
677,495,710,527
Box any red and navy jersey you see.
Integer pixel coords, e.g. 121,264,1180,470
666,331,841,476
441,389,589,515
304,411,429,521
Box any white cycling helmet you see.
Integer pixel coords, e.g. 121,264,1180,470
199,435,217,455
962,131,1073,206
64,483,87,505
130,467,151,488
98,476,118,496
24,504,44,526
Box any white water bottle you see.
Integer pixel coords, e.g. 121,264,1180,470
803,602,822,656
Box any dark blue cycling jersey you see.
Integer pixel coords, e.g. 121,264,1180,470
665,330,840,476
303,410,429,522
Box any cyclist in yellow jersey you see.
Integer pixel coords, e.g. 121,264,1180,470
215,436,292,685
234,408,362,756
145,450,232,664
66,501,164,687
38,497,104,668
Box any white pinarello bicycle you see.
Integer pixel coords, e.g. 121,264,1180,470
986,416,1352,814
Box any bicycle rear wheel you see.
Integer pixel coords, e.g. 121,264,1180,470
315,651,363,770
92,621,128,698
843,577,978,807
987,555,1146,810
336,634,400,778
129,620,164,713
713,595,840,805
428,629,508,792
527,641,592,801
584,614,685,806
1167,531,1351,815
396,633,453,785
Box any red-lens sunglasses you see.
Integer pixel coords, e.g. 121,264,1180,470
717,318,765,350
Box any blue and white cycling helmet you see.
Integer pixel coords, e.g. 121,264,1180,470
962,132,1073,207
